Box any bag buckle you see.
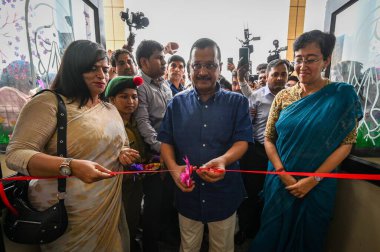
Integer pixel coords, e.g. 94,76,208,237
57,192,66,200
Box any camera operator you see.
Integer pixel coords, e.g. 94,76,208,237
235,59,289,244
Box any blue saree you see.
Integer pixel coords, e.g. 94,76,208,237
250,82,363,252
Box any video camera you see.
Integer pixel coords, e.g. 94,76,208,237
267,39,287,63
120,8,149,31
249,74,258,82
238,28,260,54
237,28,261,73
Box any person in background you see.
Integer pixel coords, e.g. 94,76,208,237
135,39,174,252
105,76,148,252
111,49,138,77
231,70,241,93
235,59,289,244
256,63,268,74
250,30,363,252
165,55,186,96
158,38,252,252
286,75,299,88
257,72,267,88
6,40,139,251
219,75,233,91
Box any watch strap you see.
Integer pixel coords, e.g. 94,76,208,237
60,158,73,168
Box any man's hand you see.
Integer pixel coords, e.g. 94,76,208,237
197,157,226,183
227,62,236,72
164,42,179,55
286,177,318,198
237,62,250,82
171,165,195,192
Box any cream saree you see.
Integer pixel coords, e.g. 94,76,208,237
6,91,130,252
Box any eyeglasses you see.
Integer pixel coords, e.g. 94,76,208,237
191,62,219,71
293,58,321,66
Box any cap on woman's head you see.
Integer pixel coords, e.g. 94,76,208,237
105,76,143,98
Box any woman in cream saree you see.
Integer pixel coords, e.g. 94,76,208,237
6,40,136,252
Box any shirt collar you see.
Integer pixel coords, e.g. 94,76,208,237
263,85,275,97
193,82,222,101
168,81,184,91
140,70,164,86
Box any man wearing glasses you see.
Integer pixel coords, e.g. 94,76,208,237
158,38,253,252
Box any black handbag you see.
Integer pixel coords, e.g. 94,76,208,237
4,90,69,244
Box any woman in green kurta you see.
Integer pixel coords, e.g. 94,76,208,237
105,76,149,252
6,40,138,252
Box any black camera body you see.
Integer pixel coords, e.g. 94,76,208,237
239,47,250,66
267,39,287,63
120,8,149,30
267,53,280,63
249,74,258,82
237,28,261,73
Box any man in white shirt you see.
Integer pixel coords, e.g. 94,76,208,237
235,59,289,244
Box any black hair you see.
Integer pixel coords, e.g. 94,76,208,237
167,55,186,67
266,59,290,73
293,30,336,60
135,40,164,68
288,75,299,82
186,60,191,75
219,75,232,91
111,49,136,67
256,63,268,73
189,38,221,63
50,40,108,107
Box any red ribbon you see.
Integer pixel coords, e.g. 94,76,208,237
1,168,379,216
0,169,379,182
0,182,18,216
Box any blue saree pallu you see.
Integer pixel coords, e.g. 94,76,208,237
250,82,363,252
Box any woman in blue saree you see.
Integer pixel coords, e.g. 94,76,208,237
250,30,363,252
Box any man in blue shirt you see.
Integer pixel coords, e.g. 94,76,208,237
165,55,186,96
158,38,253,252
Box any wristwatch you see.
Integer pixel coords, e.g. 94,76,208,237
314,176,323,182
59,158,73,176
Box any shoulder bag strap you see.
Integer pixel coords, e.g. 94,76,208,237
35,90,67,198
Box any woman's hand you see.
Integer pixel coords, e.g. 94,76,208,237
70,159,114,183
119,148,140,165
285,177,318,198
171,165,195,192
278,173,298,187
